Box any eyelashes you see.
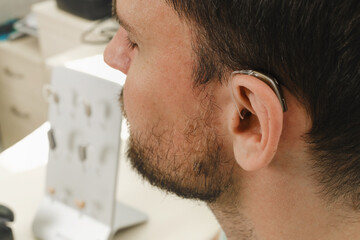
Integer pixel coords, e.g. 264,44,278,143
126,35,138,50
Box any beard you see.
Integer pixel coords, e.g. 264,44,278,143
119,88,235,203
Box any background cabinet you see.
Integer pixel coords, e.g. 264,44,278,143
0,37,48,149
0,0,112,151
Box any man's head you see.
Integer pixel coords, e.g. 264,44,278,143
105,0,360,212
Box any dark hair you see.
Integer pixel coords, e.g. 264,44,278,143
165,0,360,208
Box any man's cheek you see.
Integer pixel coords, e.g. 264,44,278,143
123,79,154,130
123,81,138,125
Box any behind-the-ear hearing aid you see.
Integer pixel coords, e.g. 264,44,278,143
229,70,288,119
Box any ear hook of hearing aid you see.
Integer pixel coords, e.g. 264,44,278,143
228,70,288,119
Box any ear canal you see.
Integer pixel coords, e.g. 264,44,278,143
240,108,251,120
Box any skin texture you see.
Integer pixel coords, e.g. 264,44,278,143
106,0,236,202
104,0,360,239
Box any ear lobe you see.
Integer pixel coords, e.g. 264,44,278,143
229,74,284,171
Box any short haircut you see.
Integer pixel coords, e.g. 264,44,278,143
165,0,360,209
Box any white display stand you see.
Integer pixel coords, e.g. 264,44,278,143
33,56,147,240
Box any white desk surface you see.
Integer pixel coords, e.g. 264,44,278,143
0,123,220,240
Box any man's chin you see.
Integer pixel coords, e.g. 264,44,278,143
126,133,234,203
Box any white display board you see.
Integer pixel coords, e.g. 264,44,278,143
33,56,147,240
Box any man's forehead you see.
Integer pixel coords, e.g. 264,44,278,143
113,0,168,23
113,0,186,40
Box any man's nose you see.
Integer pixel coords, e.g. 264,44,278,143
104,28,132,75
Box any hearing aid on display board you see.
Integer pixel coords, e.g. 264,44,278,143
48,129,56,150
82,101,92,118
0,204,14,240
43,85,60,104
78,144,88,162
75,97,92,118
229,70,288,119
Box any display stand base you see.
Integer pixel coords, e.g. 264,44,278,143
33,196,147,240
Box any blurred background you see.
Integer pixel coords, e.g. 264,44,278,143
0,1,220,240
0,0,117,151
0,0,42,24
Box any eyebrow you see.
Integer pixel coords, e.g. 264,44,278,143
112,0,137,34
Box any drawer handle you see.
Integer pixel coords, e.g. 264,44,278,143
3,67,24,79
10,106,30,119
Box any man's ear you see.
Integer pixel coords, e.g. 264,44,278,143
228,73,284,171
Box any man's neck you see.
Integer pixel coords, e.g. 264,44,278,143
208,169,360,240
